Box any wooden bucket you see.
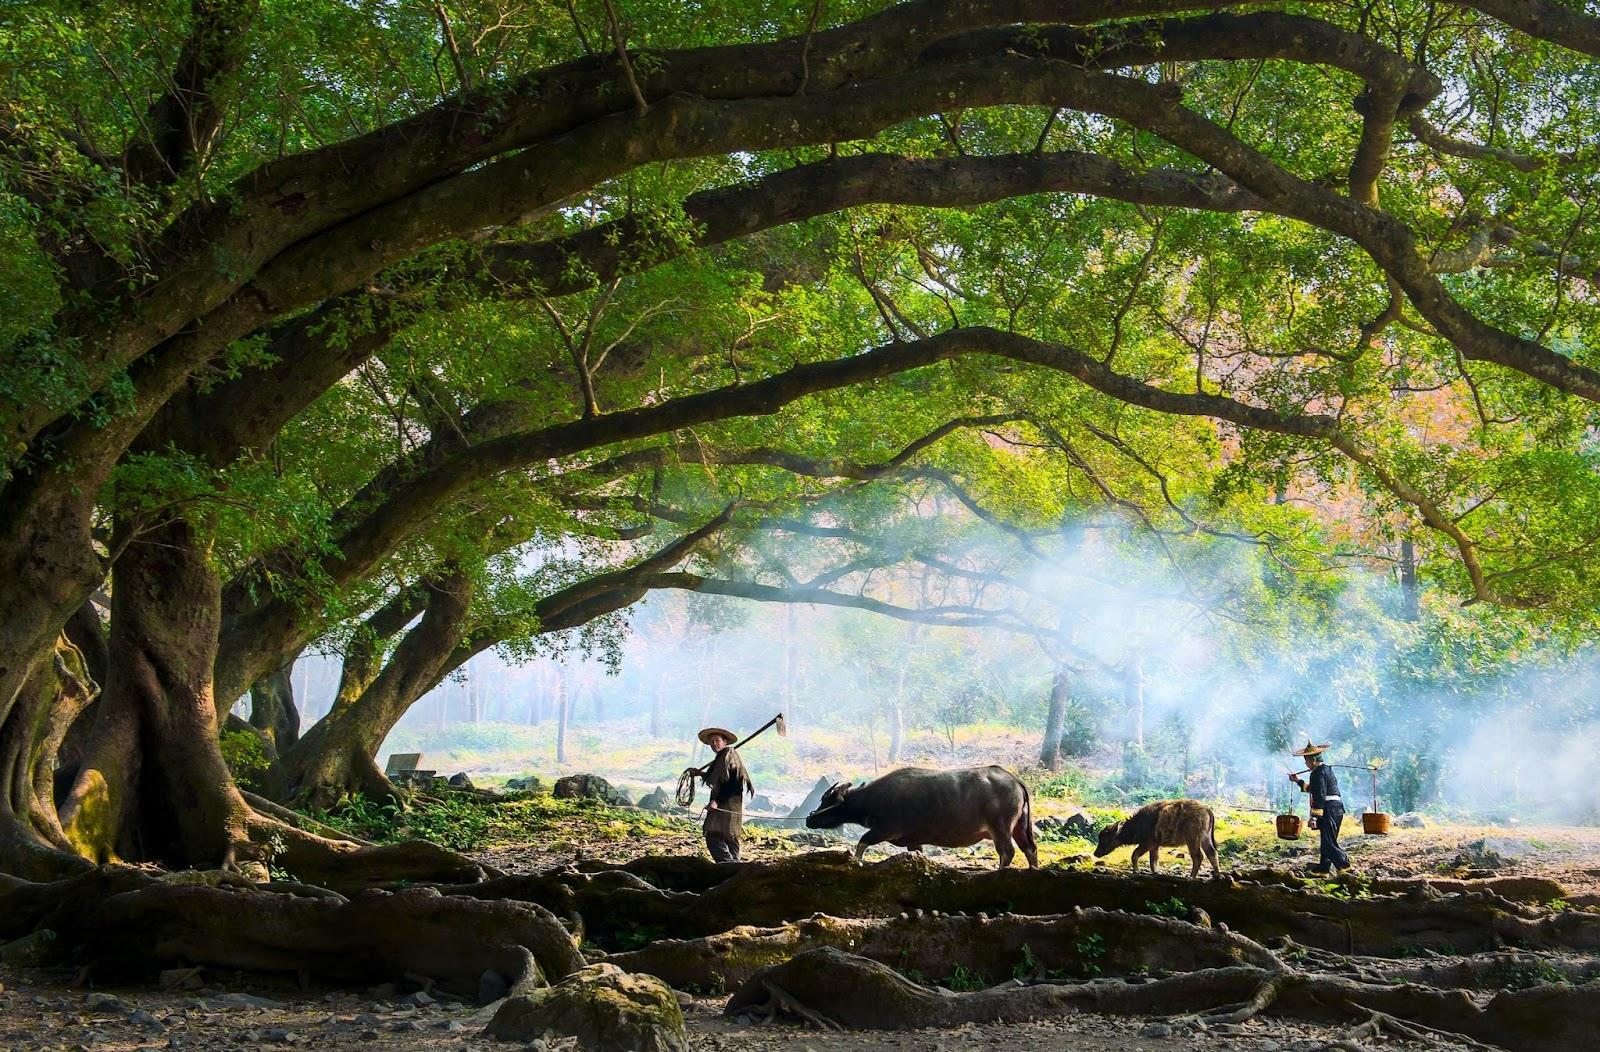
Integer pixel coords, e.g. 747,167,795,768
1362,811,1391,835
1275,814,1303,840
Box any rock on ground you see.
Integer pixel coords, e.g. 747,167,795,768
485,963,686,1051
786,774,845,819
553,774,632,806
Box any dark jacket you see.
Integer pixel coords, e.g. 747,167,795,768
703,747,752,838
1304,763,1342,816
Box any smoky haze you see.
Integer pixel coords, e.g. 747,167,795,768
267,530,1600,824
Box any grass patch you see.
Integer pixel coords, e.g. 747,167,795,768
306,786,684,853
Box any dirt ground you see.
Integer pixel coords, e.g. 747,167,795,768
0,967,1483,1052
3,817,1594,1051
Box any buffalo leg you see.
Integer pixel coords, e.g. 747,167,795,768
1128,846,1146,872
1199,837,1220,879
1148,845,1160,874
854,830,890,862
1187,840,1203,879
991,824,1017,869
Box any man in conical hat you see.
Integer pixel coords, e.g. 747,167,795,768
699,726,753,863
1289,739,1351,875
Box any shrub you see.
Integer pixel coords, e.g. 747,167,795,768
220,729,272,794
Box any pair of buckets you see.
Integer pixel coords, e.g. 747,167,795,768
1274,811,1390,840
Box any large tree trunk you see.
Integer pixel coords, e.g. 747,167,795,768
1124,659,1145,748
57,518,253,869
0,628,100,880
0,478,107,878
555,666,569,764
274,570,472,808
1040,664,1069,771
248,657,301,751
1399,537,1421,621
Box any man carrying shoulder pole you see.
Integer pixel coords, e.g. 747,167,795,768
1289,738,1352,876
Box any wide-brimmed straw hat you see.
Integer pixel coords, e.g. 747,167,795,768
698,726,738,746
1292,739,1331,757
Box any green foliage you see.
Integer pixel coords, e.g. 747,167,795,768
614,926,666,953
942,964,988,992
219,729,272,795
1011,943,1038,981
1142,897,1188,918
1486,959,1568,991
1072,933,1106,976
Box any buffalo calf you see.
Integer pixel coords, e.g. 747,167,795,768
1093,799,1220,879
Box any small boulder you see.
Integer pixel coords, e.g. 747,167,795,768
1061,810,1095,837
787,774,846,819
553,774,630,805
637,786,671,811
505,776,543,792
1394,812,1428,829
447,773,474,789
484,963,687,1052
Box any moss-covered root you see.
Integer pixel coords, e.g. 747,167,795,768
608,907,1279,992
728,946,1600,1052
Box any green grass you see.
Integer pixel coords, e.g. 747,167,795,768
307,785,683,853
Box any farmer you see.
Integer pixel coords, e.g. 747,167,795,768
1289,739,1351,875
699,725,754,863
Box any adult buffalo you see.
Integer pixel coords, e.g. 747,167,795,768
805,766,1038,868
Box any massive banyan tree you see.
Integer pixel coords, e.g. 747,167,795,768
2,0,1599,972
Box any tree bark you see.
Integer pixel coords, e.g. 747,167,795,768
1125,660,1145,748
556,667,569,764
56,518,254,869
1040,665,1069,771
248,658,301,751
1399,537,1420,621
273,570,472,808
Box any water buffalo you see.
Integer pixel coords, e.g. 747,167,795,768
1093,799,1220,879
805,766,1038,869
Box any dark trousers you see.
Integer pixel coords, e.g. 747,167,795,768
706,832,740,863
1317,804,1350,870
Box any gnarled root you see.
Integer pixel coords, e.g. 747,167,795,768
727,946,1600,1052
246,813,496,892
610,907,1279,991
456,850,1600,955
1,866,581,998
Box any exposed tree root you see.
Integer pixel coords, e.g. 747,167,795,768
0,866,582,997
607,907,1279,991
726,946,1600,1051
1231,866,1570,906
253,814,494,892
241,790,375,845
1271,937,1600,991
454,850,1600,955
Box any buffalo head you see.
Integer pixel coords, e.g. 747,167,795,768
805,781,854,828
1092,820,1125,858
